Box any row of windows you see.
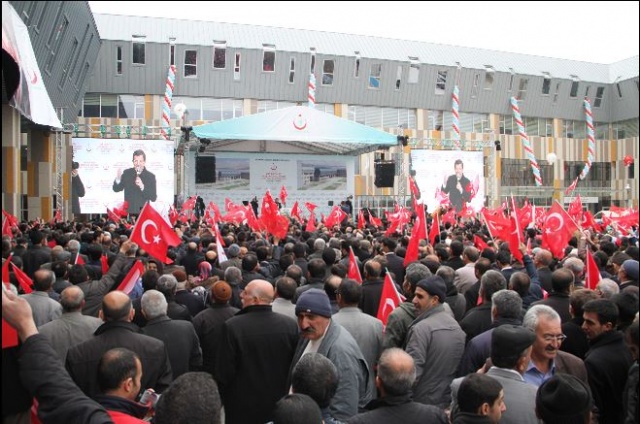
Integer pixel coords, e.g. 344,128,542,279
118,38,626,104
79,93,639,140
501,160,612,188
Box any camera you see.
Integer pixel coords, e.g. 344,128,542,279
139,388,160,408
72,161,80,170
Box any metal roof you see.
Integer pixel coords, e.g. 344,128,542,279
94,14,638,84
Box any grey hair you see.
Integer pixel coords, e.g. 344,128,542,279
523,304,561,332
405,263,432,285
491,289,523,319
156,274,178,295
224,266,242,285
596,278,620,299
377,348,416,396
67,239,80,253
141,289,168,319
313,238,326,251
563,257,585,274
480,270,507,300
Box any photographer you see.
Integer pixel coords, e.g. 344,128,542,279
71,161,86,215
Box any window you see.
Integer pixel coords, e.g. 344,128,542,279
76,34,94,85
310,47,316,74
500,115,515,135
594,86,605,107
369,64,382,89
132,36,146,65
322,60,334,85
484,66,494,89
430,110,444,131
184,50,197,77
83,93,100,117
584,85,590,98
435,70,447,94
234,53,241,80
59,38,78,88
570,81,579,98
45,16,69,72
213,41,226,69
542,74,551,95
116,46,123,75
594,122,608,140
23,2,38,25
348,106,417,129
169,38,176,66
616,83,623,98
36,3,49,32
502,158,554,188
118,95,145,119
517,78,528,100
508,69,515,91
263,45,276,72
395,65,402,90
553,82,561,103
47,4,65,46
408,57,419,83
100,94,118,118
354,52,361,78
471,73,480,98
288,57,295,83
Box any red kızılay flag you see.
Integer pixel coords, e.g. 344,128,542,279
130,203,182,264
347,247,362,283
279,185,288,205
377,272,405,327
541,201,580,259
584,249,602,290
116,260,144,294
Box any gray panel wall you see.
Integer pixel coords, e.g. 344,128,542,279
87,39,638,124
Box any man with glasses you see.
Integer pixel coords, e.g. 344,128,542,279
113,149,157,215
522,305,588,387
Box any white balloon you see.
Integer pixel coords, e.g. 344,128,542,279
546,152,557,164
173,103,187,118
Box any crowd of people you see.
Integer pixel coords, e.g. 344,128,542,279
1,205,638,424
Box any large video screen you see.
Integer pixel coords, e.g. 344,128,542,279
410,150,485,213
71,138,175,214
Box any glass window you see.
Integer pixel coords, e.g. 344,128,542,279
408,62,419,84
169,38,176,66
116,46,123,75
471,73,480,98
288,57,295,84
584,85,590,98
594,86,605,107
435,70,447,94
202,98,221,121
395,65,402,90
45,16,69,72
184,50,197,77
118,95,144,119
310,48,316,74
517,78,528,100
322,60,334,86
83,93,100,117
508,70,515,91
594,122,608,140
234,53,241,80
369,64,382,89
570,81,579,98
430,110,444,131
100,94,117,118
132,37,146,65
60,38,78,88
542,77,551,95
553,82,561,103
616,83,623,98
354,54,360,78
484,66,494,89
501,158,553,187
213,42,226,69
263,46,275,72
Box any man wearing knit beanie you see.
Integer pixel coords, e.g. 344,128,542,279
289,288,373,421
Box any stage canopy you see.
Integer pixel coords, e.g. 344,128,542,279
191,105,398,155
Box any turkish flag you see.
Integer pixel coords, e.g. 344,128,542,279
509,215,524,263
541,201,580,259
377,273,405,327
11,263,33,294
2,209,18,239
369,214,383,228
429,212,440,245
305,202,317,213
357,209,365,230
584,249,601,290
565,177,579,195
324,206,347,228
481,208,511,241
2,254,11,284
74,253,85,265
2,256,19,348
290,201,303,223
404,203,426,266
116,260,144,294
279,185,288,205
473,235,489,251
100,254,110,275
130,203,182,264
408,176,421,200
305,213,317,232
568,195,583,224
347,247,362,283
107,208,121,224
216,230,228,263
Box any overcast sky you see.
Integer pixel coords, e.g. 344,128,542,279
89,1,638,64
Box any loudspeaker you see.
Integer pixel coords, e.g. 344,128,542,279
196,156,216,183
374,162,395,187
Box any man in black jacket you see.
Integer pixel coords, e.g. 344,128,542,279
112,149,157,215
441,159,471,212
582,299,634,424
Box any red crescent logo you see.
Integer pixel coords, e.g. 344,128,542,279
293,114,307,130
30,71,38,84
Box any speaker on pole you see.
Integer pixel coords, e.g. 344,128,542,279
374,161,395,187
196,156,216,183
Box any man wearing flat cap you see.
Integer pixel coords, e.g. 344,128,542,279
618,259,639,293
451,325,539,424
404,276,465,407
288,288,373,421
535,374,593,423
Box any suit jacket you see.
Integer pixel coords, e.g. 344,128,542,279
65,321,172,397
71,173,85,215
531,292,571,323
359,278,384,318
141,315,202,379
442,174,471,211
192,303,239,376
112,167,157,214
454,263,477,294
38,311,103,362
385,252,406,284
451,367,539,424
561,317,590,359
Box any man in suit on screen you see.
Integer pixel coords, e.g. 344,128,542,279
113,149,157,215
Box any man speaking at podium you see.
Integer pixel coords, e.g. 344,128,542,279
113,149,157,215
441,159,471,212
